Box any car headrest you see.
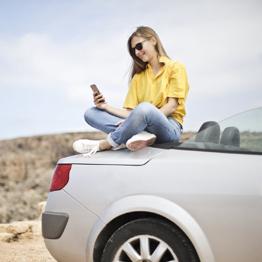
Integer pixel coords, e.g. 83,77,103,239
220,127,240,147
195,121,221,143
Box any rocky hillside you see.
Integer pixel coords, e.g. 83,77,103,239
0,131,194,223
0,131,107,223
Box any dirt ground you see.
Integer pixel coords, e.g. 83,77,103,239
0,236,56,262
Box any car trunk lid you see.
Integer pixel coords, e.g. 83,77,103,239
58,147,164,166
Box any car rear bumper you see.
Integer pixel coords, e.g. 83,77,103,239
42,211,69,239
43,190,102,262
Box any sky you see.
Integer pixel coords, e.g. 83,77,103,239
0,0,262,140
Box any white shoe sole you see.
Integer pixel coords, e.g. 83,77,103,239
126,132,156,151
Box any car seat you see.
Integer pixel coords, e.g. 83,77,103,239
195,121,220,143
220,127,240,147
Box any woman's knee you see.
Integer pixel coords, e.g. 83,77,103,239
129,103,159,126
84,107,98,124
133,102,157,116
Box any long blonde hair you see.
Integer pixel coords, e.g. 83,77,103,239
127,26,170,81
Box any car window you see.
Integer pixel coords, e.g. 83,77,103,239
179,107,262,154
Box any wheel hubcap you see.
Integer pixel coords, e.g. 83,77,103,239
113,234,178,262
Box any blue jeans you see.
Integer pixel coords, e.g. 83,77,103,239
84,102,182,147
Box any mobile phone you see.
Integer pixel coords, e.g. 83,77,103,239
90,84,105,102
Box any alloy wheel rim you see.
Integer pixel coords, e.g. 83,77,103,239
113,234,179,262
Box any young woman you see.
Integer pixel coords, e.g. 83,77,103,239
73,26,189,156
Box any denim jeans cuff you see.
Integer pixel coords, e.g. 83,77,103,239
107,133,119,148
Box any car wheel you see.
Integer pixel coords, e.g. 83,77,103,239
101,218,200,262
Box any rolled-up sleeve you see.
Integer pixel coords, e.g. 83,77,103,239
168,62,189,105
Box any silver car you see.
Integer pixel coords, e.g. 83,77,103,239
42,107,262,262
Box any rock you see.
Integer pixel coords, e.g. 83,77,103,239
6,221,30,235
0,223,8,233
27,221,42,236
0,232,15,242
38,201,46,220
0,201,45,242
1,220,42,241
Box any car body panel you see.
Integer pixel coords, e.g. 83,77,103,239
87,194,215,262
44,190,103,262
59,148,262,262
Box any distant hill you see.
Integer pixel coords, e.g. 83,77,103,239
0,131,195,223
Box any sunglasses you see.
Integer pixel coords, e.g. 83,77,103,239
132,40,146,53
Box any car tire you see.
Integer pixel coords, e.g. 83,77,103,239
101,218,200,262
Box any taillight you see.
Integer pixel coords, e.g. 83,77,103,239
50,164,72,192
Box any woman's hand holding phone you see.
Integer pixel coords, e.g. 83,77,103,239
90,84,131,119
91,85,107,110
93,91,107,109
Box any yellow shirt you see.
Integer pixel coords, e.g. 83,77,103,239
123,57,189,125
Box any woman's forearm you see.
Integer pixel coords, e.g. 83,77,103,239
159,97,178,116
104,104,131,119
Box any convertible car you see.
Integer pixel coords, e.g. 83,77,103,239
42,107,262,262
